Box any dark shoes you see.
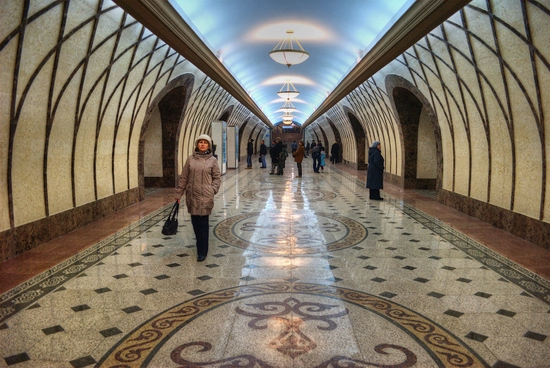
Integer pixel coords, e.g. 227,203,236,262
197,255,206,262
370,197,384,201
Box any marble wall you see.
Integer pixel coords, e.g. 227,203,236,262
311,0,549,247
0,1,249,261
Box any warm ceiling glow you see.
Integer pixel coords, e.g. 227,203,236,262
262,75,314,86
251,22,330,41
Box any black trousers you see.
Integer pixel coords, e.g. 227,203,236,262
369,189,382,199
296,162,302,176
191,215,210,257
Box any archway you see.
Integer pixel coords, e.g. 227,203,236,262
140,75,194,189
386,75,441,190
346,111,367,170
326,117,342,163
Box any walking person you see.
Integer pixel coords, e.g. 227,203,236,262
270,137,283,175
277,141,288,175
175,134,221,262
320,147,326,172
366,141,384,201
292,140,305,177
305,141,310,157
246,138,254,169
310,143,321,173
259,140,267,168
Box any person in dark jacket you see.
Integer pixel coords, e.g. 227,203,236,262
270,137,283,175
331,141,340,164
175,134,221,261
366,141,384,200
259,140,267,168
246,138,254,169
310,143,321,173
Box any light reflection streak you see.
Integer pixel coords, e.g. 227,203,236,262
240,176,334,281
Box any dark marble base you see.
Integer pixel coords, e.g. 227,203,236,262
145,177,174,187
437,189,550,249
384,172,404,187
0,188,142,262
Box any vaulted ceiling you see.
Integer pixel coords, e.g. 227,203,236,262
114,0,471,128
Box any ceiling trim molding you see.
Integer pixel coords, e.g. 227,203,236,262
113,0,273,128
302,0,471,128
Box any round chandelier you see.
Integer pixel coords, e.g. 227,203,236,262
280,99,296,113
277,80,299,100
281,112,294,125
269,30,309,68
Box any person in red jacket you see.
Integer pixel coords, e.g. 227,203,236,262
175,134,221,261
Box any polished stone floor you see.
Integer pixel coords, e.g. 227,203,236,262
1,162,549,367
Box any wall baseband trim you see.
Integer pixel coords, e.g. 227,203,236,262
0,188,142,263
437,189,550,249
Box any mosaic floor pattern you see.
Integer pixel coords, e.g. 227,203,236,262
1,165,549,367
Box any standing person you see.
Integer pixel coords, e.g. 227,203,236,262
246,138,254,169
270,137,283,175
331,141,340,164
311,140,317,150
320,147,326,172
366,141,384,201
278,141,288,175
291,140,298,153
259,140,267,168
292,140,305,178
310,143,321,173
175,134,221,262
305,141,310,158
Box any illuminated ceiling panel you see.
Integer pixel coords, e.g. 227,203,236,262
173,0,413,126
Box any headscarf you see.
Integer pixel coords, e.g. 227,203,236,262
371,141,380,148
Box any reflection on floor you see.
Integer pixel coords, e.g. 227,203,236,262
1,162,549,367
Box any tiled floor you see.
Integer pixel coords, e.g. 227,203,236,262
1,162,549,367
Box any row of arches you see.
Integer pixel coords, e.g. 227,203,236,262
143,74,440,193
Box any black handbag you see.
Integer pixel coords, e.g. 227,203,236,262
258,157,262,163
161,201,179,235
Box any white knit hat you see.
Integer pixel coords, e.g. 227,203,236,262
195,134,212,148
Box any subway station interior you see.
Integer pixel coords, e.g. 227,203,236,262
1,0,549,367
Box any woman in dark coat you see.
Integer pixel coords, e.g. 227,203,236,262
366,141,384,200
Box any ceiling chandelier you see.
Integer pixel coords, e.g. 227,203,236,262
280,99,296,113
281,112,294,125
277,80,299,100
269,30,309,68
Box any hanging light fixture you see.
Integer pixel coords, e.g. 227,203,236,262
281,112,294,119
269,30,309,68
277,80,299,100
280,99,296,113
283,119,293,125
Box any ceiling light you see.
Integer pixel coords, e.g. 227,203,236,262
283,119,293,125
277,80,299,100
281,99,296,113
269,30,309,68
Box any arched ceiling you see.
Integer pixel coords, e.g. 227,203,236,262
113,0,471,129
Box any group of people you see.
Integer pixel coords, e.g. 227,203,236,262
174,133,385,263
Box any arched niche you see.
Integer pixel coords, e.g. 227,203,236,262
326,117,342,163
386,74,442,191
140,74,194,189
218,107,232,123
343,108,367,170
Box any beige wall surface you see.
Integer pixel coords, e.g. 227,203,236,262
1,0,549,259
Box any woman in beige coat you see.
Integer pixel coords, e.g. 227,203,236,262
176,134,221,261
